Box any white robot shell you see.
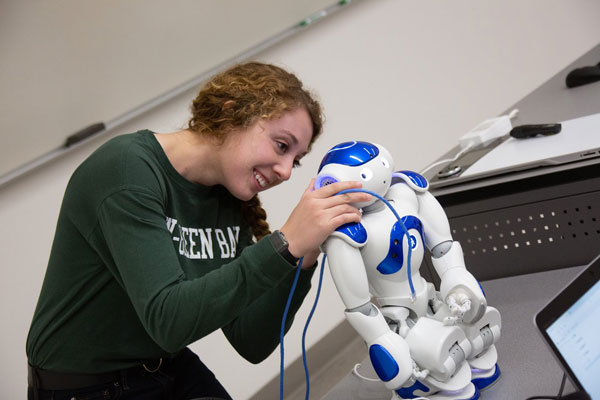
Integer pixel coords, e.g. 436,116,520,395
316,142,395,209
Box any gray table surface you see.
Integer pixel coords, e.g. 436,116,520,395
324,266,585,400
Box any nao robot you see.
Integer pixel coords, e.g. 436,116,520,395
315,141,501,400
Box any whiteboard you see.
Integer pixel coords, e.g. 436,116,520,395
0,0,342,182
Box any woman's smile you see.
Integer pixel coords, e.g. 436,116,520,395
254,169,268,189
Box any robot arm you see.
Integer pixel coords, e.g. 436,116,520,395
323,235,417,390
417,190,487,324
323,235,370,310
417,186,501,369
432,241,487,324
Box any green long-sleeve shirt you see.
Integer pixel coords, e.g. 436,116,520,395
26,130,314,373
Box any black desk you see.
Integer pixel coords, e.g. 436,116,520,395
423,42,600,283
429,42,600,194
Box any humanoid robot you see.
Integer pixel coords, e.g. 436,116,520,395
315,141,501,400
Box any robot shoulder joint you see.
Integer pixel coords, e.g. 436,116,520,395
330,222,368,248
391,170,429,192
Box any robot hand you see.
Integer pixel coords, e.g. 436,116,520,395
432,241,486,325
440,267,486,325
411,360,430,381
443,292,471,326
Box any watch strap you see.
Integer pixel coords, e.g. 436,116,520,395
270,230,299,265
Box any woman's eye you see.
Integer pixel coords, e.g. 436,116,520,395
276,141,288,152
293,160,302,168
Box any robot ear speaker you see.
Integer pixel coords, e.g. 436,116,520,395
315,174,338,189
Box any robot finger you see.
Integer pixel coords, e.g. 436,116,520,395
455,294,472,314
446,294,458,310
411,361,430,380
448,293,471,313
460,298,472,314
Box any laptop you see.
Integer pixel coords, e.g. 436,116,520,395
534,254,600,400
429,112,600,191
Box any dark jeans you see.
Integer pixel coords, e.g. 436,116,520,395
28,348,233,400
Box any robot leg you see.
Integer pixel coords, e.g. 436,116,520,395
392,363,479,400
395,317,478,400
345,304,414,390
459,306,501,390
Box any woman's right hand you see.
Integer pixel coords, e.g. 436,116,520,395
280,179,371,264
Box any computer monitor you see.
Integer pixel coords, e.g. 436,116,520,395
535,254,600,400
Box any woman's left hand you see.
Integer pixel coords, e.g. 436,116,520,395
280,178,370,264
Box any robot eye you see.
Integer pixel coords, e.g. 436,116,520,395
360,168,373,181
381,157,389,168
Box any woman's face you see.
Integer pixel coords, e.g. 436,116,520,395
221,107,313,201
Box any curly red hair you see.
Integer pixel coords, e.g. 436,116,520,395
188,62,324,240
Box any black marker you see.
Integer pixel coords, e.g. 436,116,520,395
565,62,600,88
64,122,106,147
509,123,562,139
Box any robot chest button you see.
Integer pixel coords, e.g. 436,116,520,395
376,216,423,275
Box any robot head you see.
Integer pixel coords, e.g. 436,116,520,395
315,141,394,208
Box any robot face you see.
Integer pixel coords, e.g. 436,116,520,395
315,141,394,208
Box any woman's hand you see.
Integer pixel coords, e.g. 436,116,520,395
280,179,371,267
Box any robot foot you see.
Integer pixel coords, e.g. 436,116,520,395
392,381,479,400
471,363,500,391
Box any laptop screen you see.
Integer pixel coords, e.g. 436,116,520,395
545,277,600,399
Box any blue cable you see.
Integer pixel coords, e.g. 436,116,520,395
301,254,327,400
338,188,415,298
279,187,414,400
280,256,303,400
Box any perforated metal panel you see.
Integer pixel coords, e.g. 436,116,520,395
424,163,600,282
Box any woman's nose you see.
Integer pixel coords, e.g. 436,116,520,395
274,158,294,181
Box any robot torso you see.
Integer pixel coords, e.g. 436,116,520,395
360,180,429,311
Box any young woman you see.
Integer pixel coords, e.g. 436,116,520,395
26,62,369,400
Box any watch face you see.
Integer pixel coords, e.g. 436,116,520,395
271,230,287,252
277,230,289,246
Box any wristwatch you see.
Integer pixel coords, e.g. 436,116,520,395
270,230,299,265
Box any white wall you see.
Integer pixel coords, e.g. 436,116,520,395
2,1,599,399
